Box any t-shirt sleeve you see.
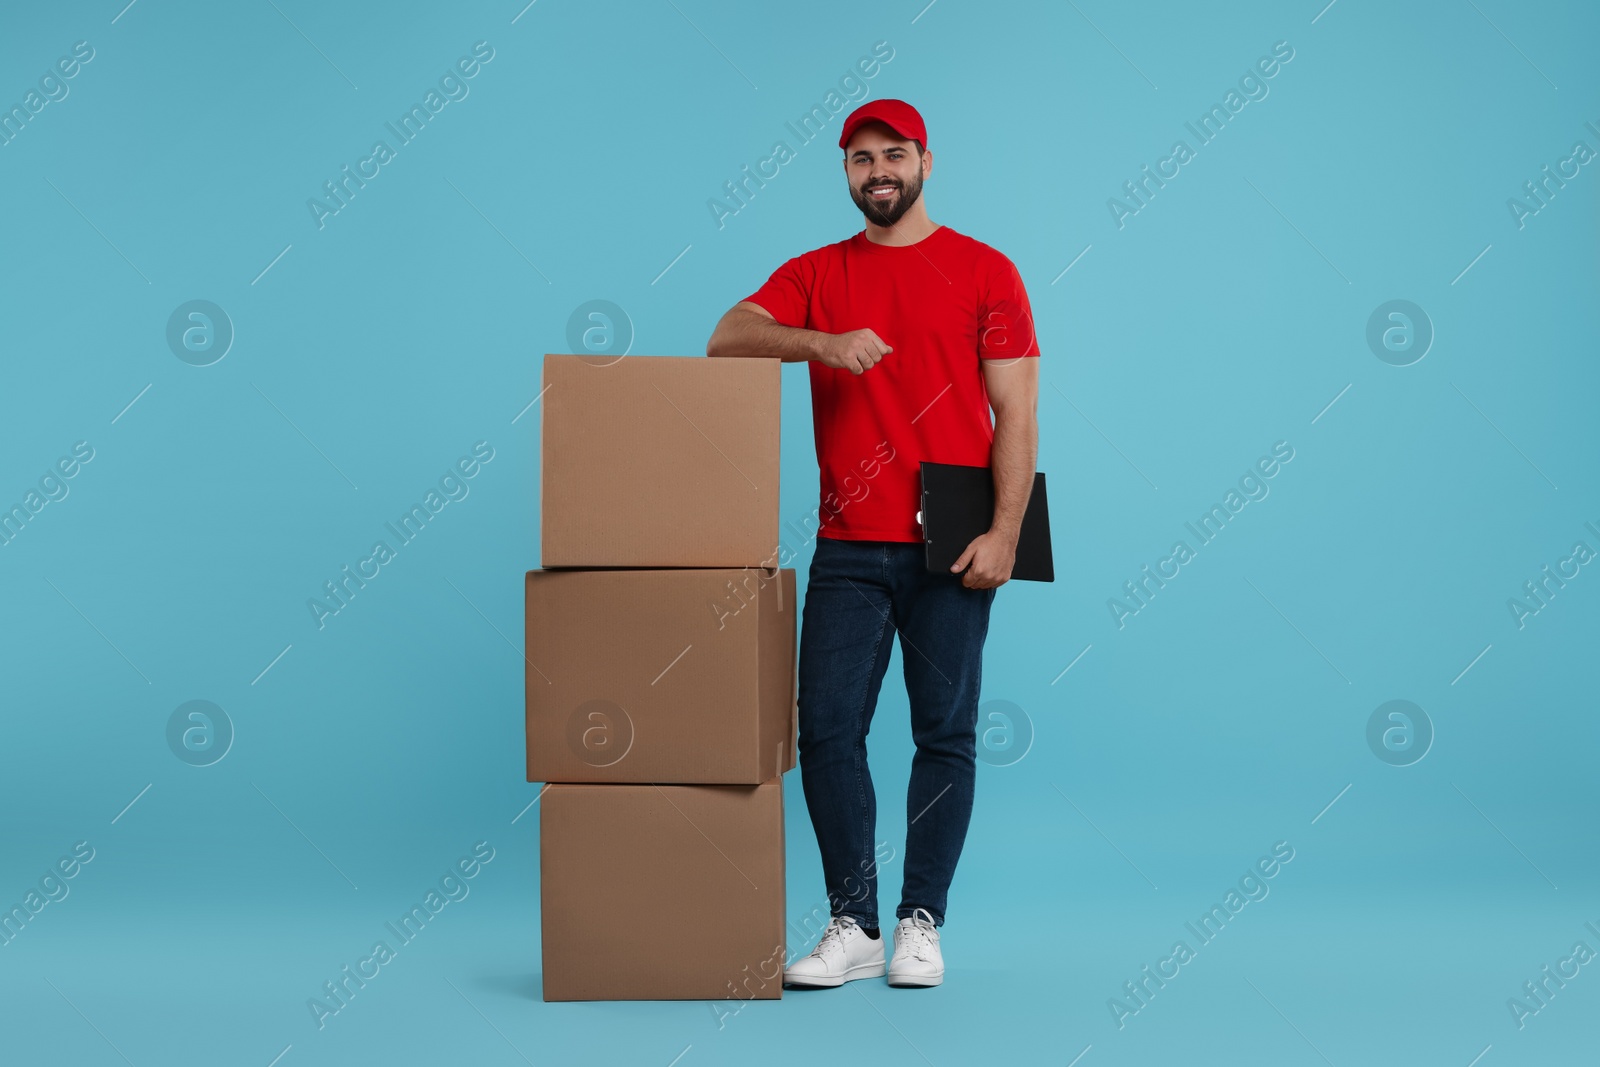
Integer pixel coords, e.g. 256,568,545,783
978,253,1042,359
741,254,812,329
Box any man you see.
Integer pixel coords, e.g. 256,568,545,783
706,99,1040,989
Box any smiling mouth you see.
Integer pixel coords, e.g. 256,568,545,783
868,185,897,199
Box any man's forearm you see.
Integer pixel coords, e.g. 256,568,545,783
707,310,824,362
989,408,1038,538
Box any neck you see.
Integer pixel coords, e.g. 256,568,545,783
863,205,937,246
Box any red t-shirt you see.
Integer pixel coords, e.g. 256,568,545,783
742,224,1041,542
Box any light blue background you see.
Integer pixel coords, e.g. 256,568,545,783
2,1,1597,1064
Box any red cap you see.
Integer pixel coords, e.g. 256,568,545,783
838,99,927,152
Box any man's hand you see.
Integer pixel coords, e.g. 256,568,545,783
951,528,1018,589
816,328,893,375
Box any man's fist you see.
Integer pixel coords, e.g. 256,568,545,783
951,529,1017,589
817,328,892,375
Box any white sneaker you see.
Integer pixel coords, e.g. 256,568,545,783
887,908,944,987
782,915,887,988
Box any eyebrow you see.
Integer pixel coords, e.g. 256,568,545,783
848,145,911,159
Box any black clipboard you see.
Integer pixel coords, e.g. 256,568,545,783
918,462,1054,583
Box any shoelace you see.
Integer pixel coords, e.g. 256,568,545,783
898,910,939,961
808,916,860,959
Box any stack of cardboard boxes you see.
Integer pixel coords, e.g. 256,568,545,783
527,354,797,1002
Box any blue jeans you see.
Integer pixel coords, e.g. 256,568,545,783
796,535,997,930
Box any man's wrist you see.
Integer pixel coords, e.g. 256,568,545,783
988,518,1022,542
800,330,829,363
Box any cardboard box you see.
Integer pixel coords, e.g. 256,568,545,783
540,354,781,568
541,779,786,1002
526,568,796,784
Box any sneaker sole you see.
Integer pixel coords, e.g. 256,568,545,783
886,971,944,988
783,961,887,988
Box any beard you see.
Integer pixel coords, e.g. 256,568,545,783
851,170,924,226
